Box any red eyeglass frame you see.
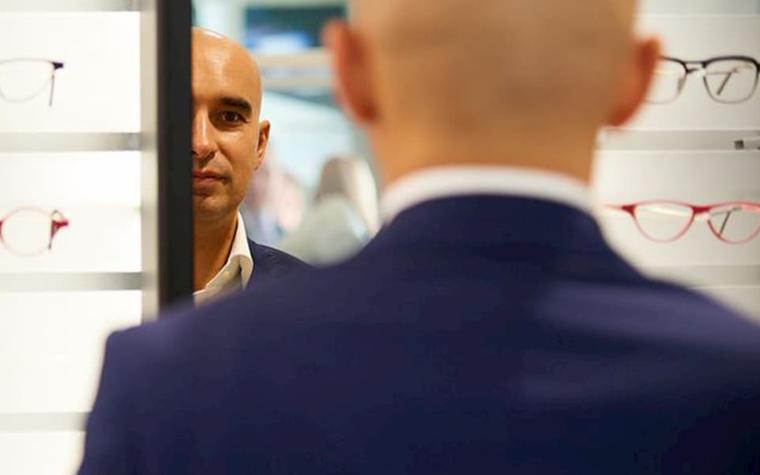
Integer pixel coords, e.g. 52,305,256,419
607,200,760,244
0,208,70,255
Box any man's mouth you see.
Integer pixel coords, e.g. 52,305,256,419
192,170,226,189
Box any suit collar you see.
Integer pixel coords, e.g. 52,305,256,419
365,196,638,280
248,239,270,283
247,239,287,284
381,166,592,224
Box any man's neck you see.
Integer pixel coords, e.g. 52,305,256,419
372,128,597,188
194,212,238,291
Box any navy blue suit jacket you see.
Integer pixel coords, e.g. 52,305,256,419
80,197,760,474
247,238,306,283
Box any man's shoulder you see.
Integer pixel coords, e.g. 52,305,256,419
544,276,760,364
248,238,309,276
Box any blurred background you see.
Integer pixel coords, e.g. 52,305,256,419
193,0,379,265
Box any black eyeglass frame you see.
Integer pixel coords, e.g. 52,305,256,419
651,55,760,105
0,58,65,106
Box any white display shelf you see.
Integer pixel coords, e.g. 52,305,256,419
599,129,760,151
0,413,86,433
0,291,141,414
0,273,142,292
640,0,760,15
1,0,139,12
0,152,140,207
641,265,760,287
0,133,141,153
593,151,760,202
0,432,84,475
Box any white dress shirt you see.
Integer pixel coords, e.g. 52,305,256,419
380,166,593,224
194,212,254,305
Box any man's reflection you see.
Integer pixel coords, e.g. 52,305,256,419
191,27,306,304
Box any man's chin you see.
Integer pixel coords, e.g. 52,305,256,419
193,197,235,224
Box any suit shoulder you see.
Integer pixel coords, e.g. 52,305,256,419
544,279,760,359
248,239,309,271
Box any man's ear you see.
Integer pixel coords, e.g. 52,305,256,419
322,20,377,124
254,120,271,170
607,36,661,127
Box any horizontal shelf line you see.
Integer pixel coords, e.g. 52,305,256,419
1,0,139,12
0,133,141,153
0,272,143,292
599,129,760,151
641,264,760,287
0,412,87,432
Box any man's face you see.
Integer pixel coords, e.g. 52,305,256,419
191,35,270,223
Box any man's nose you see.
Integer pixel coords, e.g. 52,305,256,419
192,112,217,160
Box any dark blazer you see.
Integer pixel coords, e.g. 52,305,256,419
80,196,760,475
247,238,307,284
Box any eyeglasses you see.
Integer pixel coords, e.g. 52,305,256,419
647,56,760,104
0,58,65,106
607,201,760,244
0,208,69,256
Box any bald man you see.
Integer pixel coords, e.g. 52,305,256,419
80,2,760,474
191,28,305,304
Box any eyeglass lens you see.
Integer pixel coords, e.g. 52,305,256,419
704,59,759,104
0,60,56,103
647,59,687,104
707,205,760,243
1,209,56,256
633,202,694,242
646,57,759,105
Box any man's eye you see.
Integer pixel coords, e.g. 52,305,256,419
220,111,243,123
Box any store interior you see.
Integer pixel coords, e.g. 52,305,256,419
1,0,759,473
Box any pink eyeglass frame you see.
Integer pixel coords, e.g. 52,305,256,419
607,200,760,244
0,208,69,255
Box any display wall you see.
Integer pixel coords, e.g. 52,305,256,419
0,2,192,474
1,0,758,473
594,1,760,320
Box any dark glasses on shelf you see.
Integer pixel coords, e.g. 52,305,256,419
647,56,760,104
0,58,65,106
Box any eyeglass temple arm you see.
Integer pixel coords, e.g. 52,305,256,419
717,210,733,236
48,62,64,107
49,71,56,107
715,70,735,96
49,210,69,249
713,64,752,97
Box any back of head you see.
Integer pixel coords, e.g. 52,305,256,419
328,0,651,183
356,0,634,131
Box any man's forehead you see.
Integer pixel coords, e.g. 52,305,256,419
192,31,262,107
193,53,256,90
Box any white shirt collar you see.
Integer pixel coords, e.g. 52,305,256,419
194,212,254,305
380,165,592,223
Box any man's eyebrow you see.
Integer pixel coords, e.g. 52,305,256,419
219,97,253,114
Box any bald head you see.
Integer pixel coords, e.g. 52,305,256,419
326,0,657,183
356,0,636,130
192,27,263,116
